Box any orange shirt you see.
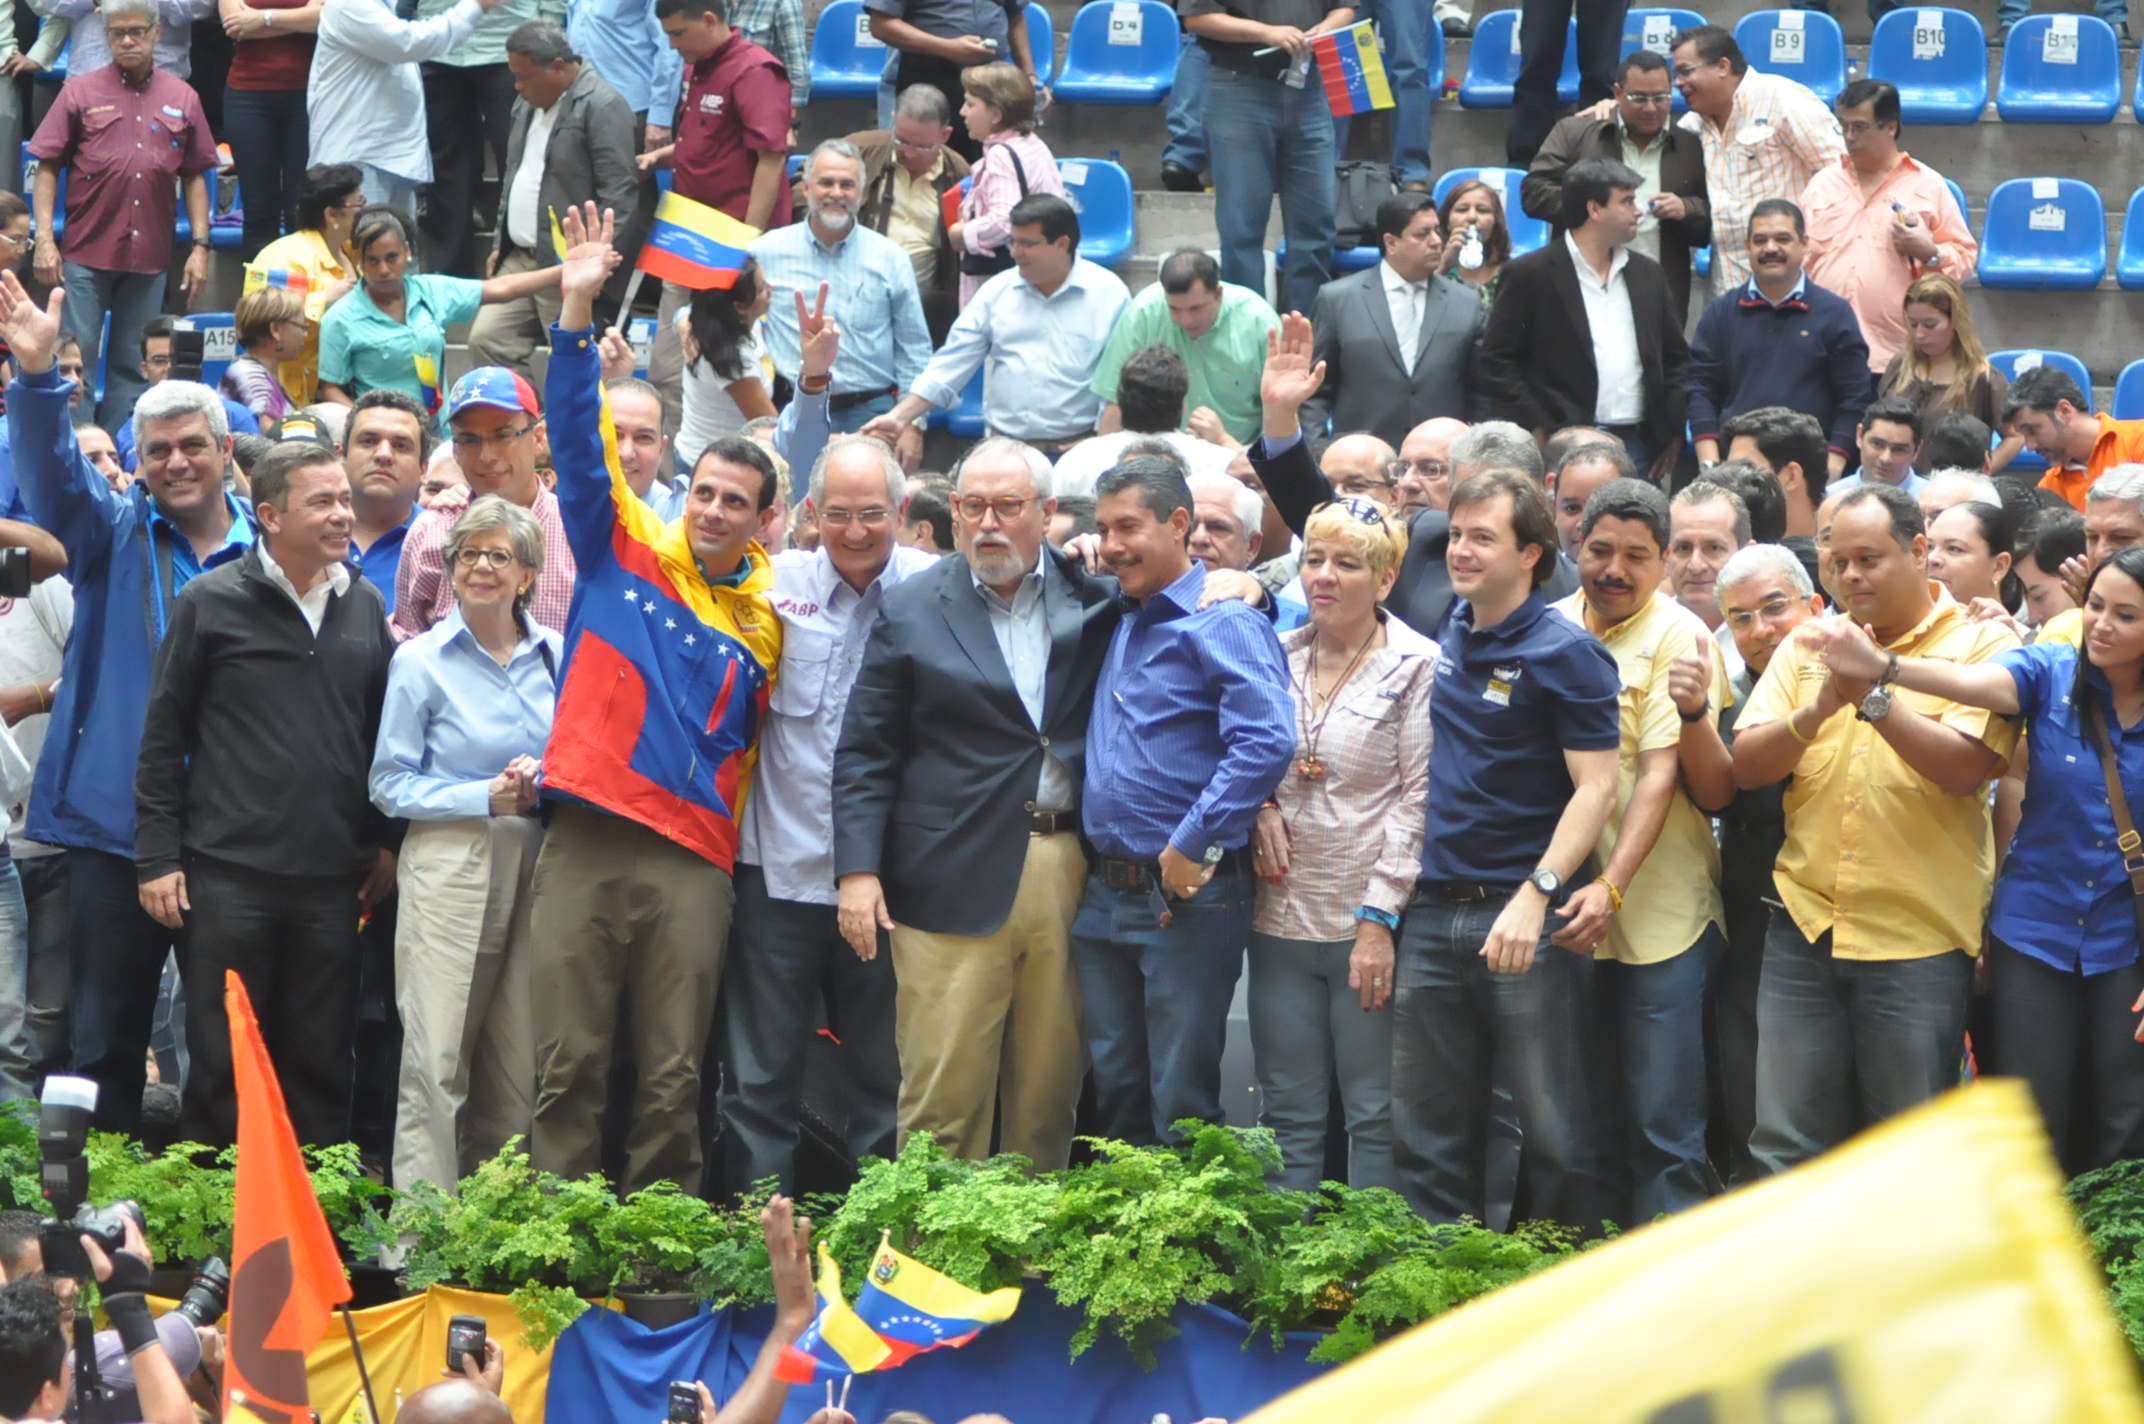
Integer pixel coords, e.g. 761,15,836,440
2038,412,2144,510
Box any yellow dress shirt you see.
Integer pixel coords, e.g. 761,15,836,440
885,150,948,290
1737,585,2021,960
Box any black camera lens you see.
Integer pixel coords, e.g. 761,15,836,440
176,1256,229,1326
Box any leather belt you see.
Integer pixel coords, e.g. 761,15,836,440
1029,810,1078,836
1097,857,1155,891
828,385,897,412
1414,877,1520,904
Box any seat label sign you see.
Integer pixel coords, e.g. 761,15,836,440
2028,205,2067,233
1772,9,1804,64
855,12,885,48
1913,11,1944,58
1640,15,1673,53
1108,2,1142,45
2045,14,2079,64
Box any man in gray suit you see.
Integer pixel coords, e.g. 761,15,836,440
1300,191,1485,450
467,21,647,375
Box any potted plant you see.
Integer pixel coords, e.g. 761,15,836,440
598,1182,724,1330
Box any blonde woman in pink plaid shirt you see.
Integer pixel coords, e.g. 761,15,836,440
1248,496,1436,1192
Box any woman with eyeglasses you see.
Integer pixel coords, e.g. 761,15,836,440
221,285,307,425
1248,496,1436,1192
678,258,777,470
244,164,364,404
370,494,561,1192
317,204,577,410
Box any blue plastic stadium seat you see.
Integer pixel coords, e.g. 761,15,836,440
808,0,889,101
1990,348,2093,470
1459,12,1575,109
2120,188,2144,291
2116,359,2144,420
176,313,235,391
1053,0,1179,104
1867,8,1987,124
1431,166,1549,256
627,316,658,381
945,367,986,437
1998,14,2121,123
1620,8,1703,111
1277,237,1381,273
1694,244,1711,279
1733,9,1846,102
1025,3,1056,83
1946,177,1968,226
786,154,804,183
1057,157,1133,267
1977,177,2106,290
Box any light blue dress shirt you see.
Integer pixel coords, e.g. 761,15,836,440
567,0,684,126
911,258,1131,442
739,543,940,902
750,221,932,397
369,609,564,821
975,558,1076,813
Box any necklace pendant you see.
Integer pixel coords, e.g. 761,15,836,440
1297,755,1327,780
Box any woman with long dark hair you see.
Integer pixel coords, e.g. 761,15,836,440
676,256,776,467
1435,177,1511,307
1927,499,2022,614
1879,271,2022,472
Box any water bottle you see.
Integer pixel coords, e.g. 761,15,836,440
1458,225,1485,272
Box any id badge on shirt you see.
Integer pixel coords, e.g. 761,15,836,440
1284,50,1311,88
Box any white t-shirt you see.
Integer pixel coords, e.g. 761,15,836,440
506,102,561,251
678,318,770,466
0,579,74,858
1050,430,1239,499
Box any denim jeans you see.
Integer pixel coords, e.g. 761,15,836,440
61,264,165,432
1749,911,1970,1175
18,855,69,1088
358,166,422,216
1068,860,1252,1145
222,88,310,261
1989,937,2144,1175
715,864,898,1195
1246,931,1395,1192
67,849,177,1135
1161,34,1210,175
1205,68,1335,318
1997,0,2126,28
1595,926,1723,1224
0,853,32,1101
1331,0,1434,186
1391,891,1607,1230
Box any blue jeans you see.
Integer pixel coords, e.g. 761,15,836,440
358,165,422,216
67,849,177,1135
1161,35,1209,174
1332,0,1434,185
0,854,32,1101
715,864,898,1195
1997,0,2126,27
1391,890,1608,1230
222,88,310,261
1246,931,1395,1192
1205,68,1335,318
1595,926,1722,1223
1749,912,1970,1175
830,393,894,434
61,263,165,432
1068,861,1252,1145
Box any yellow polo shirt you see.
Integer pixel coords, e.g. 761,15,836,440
886,150,949,289
1737,584,2021,960
1553,588,1732,965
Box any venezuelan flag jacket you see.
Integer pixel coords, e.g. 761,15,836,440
540,323,782,869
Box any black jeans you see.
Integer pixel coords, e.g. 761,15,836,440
1507,0,1625,165
223,87,310,260
420,60,517,277
1990,937,2144,1176
19,854,70,1089
179,856,360,1147
67,849,175,1135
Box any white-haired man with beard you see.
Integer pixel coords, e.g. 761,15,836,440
752,138,934,467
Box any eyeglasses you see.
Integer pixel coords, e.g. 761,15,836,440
1840,120,1887,137
454,547,520,570
451,422,537,453
1333,476,1394,496
1400,458,1451,479
956,494,1036,522
819,506,892,529
142,354,171,369
105,23,154,42
890,136,941,153
1620,91,1673,106
0,232,29,252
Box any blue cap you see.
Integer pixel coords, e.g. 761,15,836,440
445,367,539,421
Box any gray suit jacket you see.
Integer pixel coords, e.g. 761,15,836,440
489,64,648,300
1301,266,1484,448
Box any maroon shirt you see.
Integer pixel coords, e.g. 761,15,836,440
29,64,218,275
227,0,316,91
674,30,790,221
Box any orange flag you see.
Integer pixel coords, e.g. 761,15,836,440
223,970,353,1424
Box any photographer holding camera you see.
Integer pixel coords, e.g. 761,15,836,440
0,1214,193,1424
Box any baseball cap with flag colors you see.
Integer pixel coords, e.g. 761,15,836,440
446,367,540,422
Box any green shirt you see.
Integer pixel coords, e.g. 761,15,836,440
318,273,484,407
1090,281,1279,444
415,0,565,67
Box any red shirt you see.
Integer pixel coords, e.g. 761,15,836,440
674,30,790,221
28,65,219,274
226,0,316,91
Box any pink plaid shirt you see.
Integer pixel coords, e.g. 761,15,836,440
391,483,579,641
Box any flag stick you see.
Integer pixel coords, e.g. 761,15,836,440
617,268,648,329
341,1306,382,1424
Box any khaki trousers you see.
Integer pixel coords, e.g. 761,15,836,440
527,803,734,1193
888,832,1087,1170
464,248,565,378
390,816,542,1192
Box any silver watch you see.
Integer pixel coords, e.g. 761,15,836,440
1857,684,1894,723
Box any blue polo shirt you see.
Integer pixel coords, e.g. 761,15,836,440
1421,592,1620,883
352,515,416,616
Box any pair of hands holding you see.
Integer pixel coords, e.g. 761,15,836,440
488,754,541,817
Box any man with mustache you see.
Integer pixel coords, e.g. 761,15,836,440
1550,476,1731,1222
1688,200,1870,482
752,139,933,461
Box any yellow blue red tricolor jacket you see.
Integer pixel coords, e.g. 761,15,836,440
540,324,781,869
775,1233,1023,1383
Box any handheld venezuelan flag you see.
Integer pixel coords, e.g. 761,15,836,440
242,265,312,296
1313,21,1395,117
412,351,442,416
637,191,759,291
221,971,353,1424
774,1233,1022,1384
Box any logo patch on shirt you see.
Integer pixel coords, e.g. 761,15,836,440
1484,679,1512,707
699,92,725,115
1493,663,1522,684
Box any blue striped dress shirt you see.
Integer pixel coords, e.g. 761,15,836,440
750,222,933,396
1082,562,1295,861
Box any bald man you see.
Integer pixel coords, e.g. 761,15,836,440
1396,417,1466,516
1320,433,1400,507
402,1381,512,1424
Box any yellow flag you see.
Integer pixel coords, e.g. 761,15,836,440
1246,1082,2144,1424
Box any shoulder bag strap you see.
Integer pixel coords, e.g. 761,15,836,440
2081,690,2144,940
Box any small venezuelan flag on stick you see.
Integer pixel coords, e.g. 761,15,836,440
1313,20,1395,116
637,190,760,291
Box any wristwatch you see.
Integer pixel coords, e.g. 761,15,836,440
1856,684,1894,722
1527,867,1561,897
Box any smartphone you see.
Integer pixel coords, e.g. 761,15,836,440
446,1314,487,1375
667,1381,701,1423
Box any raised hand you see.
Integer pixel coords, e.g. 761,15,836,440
0,270,64,375
1260,312,1325,423
556,201,619,309
795,282,840,382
